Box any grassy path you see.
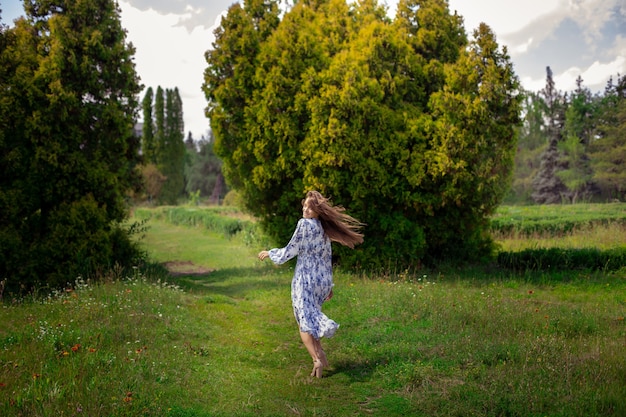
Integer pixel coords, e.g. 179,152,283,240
137,219,390,416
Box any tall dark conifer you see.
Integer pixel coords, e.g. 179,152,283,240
532,66,569,203
141,86,156,164
159,87,186,204
0,0,142,290
154,85,165,165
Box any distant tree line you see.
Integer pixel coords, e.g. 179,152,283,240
138,86,226,205
509,68,625,204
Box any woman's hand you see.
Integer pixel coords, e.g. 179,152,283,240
324,289,333,301
258,250,269,261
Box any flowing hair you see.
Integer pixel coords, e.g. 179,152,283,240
304,191,364,249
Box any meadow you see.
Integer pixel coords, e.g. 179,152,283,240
1,204,624,416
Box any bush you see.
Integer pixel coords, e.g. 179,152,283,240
2,195,145,295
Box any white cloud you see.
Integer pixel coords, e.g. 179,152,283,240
512,37,534,55
520,53,625,93
447,0,561,35
119,1,224,139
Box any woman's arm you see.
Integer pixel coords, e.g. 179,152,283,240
258,219,305,265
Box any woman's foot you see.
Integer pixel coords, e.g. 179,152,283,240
311,359,324,378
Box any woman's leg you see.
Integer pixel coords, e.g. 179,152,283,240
300,331,325,377
299,331,319,362
313,338,328,367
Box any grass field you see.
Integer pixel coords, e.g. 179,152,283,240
1,206,625,416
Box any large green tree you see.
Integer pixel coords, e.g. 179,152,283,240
204,0,521,267
0,0,142,291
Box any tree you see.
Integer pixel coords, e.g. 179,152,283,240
553,76,596,203
154,85,165,165
506,90,548,203
589,74,626,200
141,87,156,164
184,132,226,202
0,0,142,291
204,0,521,267
532,66,569,203
140,163,166,203
157,87,186,204
203,0,281,197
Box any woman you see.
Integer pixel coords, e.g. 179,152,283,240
258,191,363,378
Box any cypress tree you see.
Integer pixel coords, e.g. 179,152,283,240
141,86,156,164
0,0,142,291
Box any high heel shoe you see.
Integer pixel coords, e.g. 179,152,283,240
311,359,324,378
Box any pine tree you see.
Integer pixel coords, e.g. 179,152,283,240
507,90,548,203
589,75,626,200
531,66,569,203
557,76,597,202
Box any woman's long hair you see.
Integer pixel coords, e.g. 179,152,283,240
305,191,364,248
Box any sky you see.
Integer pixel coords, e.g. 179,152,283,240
1,0,625,140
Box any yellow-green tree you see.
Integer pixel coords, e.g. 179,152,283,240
204,0,522,267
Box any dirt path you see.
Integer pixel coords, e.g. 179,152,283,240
162,261,214,276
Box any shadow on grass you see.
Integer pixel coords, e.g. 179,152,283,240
168,266,287,299
326,357,380,382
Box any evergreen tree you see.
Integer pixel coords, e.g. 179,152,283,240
0,0,142,291
203,0,280,194
185,133,226,202
141,86,156,164
158,87,186,204
154,85,165,165
557,76,597,202
204,0,521,267
589,74,626,200
507,90,548,203
531,66,569,203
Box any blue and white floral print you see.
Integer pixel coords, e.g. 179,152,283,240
269,218,338,340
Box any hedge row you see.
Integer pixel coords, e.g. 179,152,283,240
133,207,254,238
497,247,626,272
491,203,626,236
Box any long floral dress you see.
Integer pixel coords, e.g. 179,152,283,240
268,218,339,340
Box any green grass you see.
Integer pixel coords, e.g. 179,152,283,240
1,209,625,416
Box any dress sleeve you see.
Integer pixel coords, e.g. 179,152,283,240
268,219,305,265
